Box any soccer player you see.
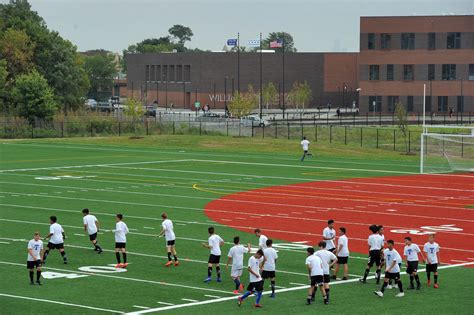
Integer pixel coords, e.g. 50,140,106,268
374,240,404,298
227,236,251,294
237,249,265,308
424,234,440,288
113,214,129,268
332,227,349,280
42,216,68,264
82,208,102,254
202,227,224,283
300,136,313,161
315,241,337,303
404,236,424,290
262,239,278,298
322,219,337,253
158,212,179,267
254,228,268,250
359,224,384,284
305,247,327,305
27,232,43,285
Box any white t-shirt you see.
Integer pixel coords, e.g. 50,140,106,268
161,219,176,241
323,227,336,249
263,247,278,271
384,248,402,273
404,243,421,262
83,214,98,235
27,239,43,261
368,234,384,251
258,235,268,249
315,249,337,274
208,234,224,256
306,254,324,276
228,245,248,270
301,139,310,151
423,242,440,264
114,221,129,243
337,235,349,257
248,256,264,283
49,223,64,244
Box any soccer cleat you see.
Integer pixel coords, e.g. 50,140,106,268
122,263,129,268
254,304,263,308
233,290,240,294
395,292,405,297
330,275,337,280
97,249,103,254
63,260,68,264
115,263,123,268
217,278,222,283
434,284,439,289
386,285,393,290
342,276,348,280
94,247,99,252
270,293,275,298
237,297,243,307
36,280,42,286
306,300,311,305
165,261,173,267
427,280,431,286
30,281,35,285
239,283,244,292
203,277,212,283
359,279,366,284
324,299,329,305
374,291,384,298
416,284,421,290
174,261,179,267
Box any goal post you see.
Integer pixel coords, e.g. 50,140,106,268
420,125,474,174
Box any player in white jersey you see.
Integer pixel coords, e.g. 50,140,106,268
315,241,337,303
82,208,102,254
262,239,278,298
333,227,349,280
254,228,268,250
300,136,313,161
237,249,265,308
227,236,251,294
423,233,440,288
374,240,404,298
404,237,425,290
113,214,129,268
27,232,43,285
42,216,68,264
322,219,337,252
158,212,179,267
360,225,384,284
202,227,224,283
305,247,328,305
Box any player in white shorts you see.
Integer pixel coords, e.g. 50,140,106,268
300,136,313,161
27,232,43,285
227,236,251,294
158,212,179,267
423,233,441,288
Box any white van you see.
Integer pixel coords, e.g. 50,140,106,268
240,115,271,127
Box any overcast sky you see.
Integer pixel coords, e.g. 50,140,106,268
18,0,474,53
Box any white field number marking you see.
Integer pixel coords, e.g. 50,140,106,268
35,175,97,180
391,224,463,235
41,272,88,279
78,265,127,273
42,265,126,280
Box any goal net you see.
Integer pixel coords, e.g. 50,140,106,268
420,126,474,174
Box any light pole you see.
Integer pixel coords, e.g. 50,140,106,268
224,76,228,117
163,75,168,110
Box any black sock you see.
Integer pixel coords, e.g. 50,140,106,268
427,272,431,280
434,274,438,284
60,251,67,261
95,243,102,251
116,252,121,264
122,253,127,263
376,269,381,282
415,274,420,285
398,280,404,292
410,275,414,286
173,255,178,262
29,271,34,282
43,250,50,262
381,282,388,293
208,266,212,277
167,252,172,261
271,280,275,294
363,268,369,280
307,295,312,304
311,290,315,299
216,266,221,278
36,271,41,281
325,288,330,300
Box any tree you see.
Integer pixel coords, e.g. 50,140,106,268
395,102,410,154
11,70,57,124
0,59,8,112
288,81,312,113
228,91,253,118
84,52,118,101
262,32,297,53
0,28,35,79
168,24,193,46
124,97,144,133
262,82,278,111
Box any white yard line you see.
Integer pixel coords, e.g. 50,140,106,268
156,302,174,306
181,298,199,302
203,295,222,299
132,306,150,310
0,293,122,313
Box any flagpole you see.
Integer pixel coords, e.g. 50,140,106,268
282,38,285,119
259,32,263,120
237,32,240,93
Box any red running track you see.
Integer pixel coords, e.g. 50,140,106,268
204,173,474,265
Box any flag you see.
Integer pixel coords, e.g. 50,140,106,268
270,39,283,48
247,39,261,47
227,39,237,46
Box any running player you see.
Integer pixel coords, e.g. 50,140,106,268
202,227,224,283
359,224,384,284
315,241,337,303
113,214,129,268
332,227,349,280
227,236,251,294
305,247,327,305
404,236,424,290
374,240,404,298
300,136,313,161
262,239,278,298
254,229,268,250
158,212,179,267
322,219,336,253
42,216,68,264
237,249,265,308
424,234,440,288
82,208,103,254
27,232,43,285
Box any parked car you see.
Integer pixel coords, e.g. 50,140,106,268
144,104,156,117
240,114,271,127
84,99,97,109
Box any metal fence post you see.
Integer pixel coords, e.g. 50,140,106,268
393,129,396,151
408,130,411,152
379,112,382,125
275,123,277,138
262,125,265,138
344,126,347,145
146,121,149,135
118,122,121,136
199,121,202,135
376,129,379,148
301,123,304,139
315,124,318,142
366,112,369,126
61,122,64,138
330,125,332,143
360,127,363,147
90,122,93,137
173,121,175,135
251,122,254,137
287,122,290,139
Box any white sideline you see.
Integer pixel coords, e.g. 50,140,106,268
125,262,474,314
0,293,122,313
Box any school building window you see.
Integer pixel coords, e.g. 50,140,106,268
428,32,436,50
387,96,399,112
381,33,391,49
407,96,414,112
438,96,448,112
447,32,461,49
369,65,379,80
428,64,435,81
368,33,375,50
403,65,414,80
442,64,456,80
401,33,415,50
386,64,394,81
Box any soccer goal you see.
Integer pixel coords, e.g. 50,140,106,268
420,125,474,174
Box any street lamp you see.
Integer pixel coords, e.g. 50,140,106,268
224,76,228,118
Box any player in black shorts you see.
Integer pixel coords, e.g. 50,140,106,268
360,225,384,284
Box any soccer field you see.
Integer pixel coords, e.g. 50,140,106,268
0,135,473,314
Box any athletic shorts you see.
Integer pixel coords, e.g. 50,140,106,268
304,150,309,154
323,274,331,284
27,260,41,269
166,240,176,246
384,272,400,280
261,270,276,279
406,261,419,274
231,268,243,278
337,256,348,264
89,233,97,241
310,275,324,287
327,248,336,253
247,280,264,292
115,242,126,248
426,263,438,273
368,250,381,267
208,254,220,264
47,242,64,250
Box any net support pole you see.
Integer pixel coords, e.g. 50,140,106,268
422,84,426,127
420,84,426,174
